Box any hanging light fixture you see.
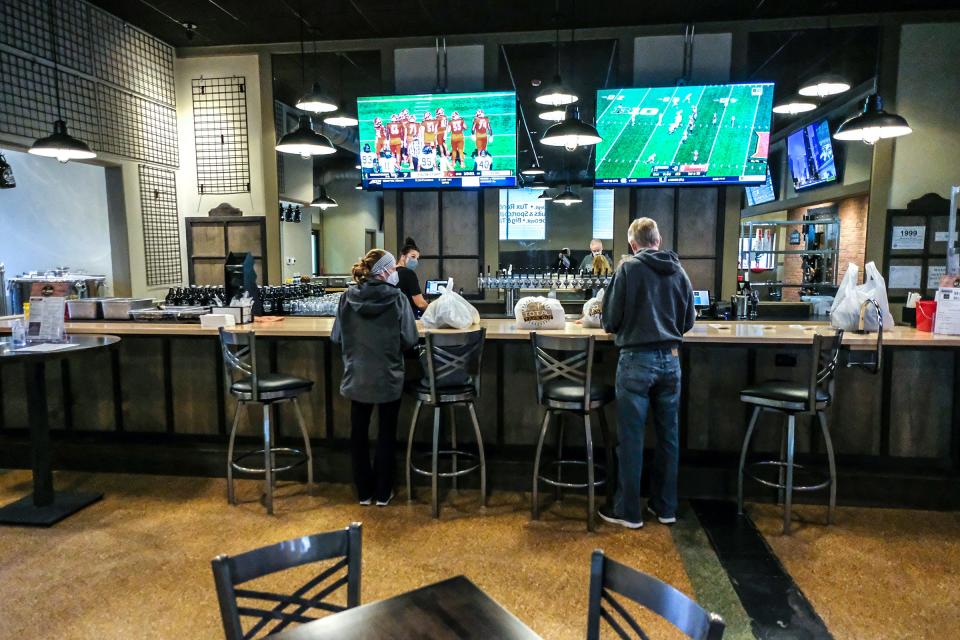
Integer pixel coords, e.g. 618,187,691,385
541,105,602,151
276,115,336,157
834,94,912,145
355,182,363,190
311,186,339,210
29,1,96,163
772,100,817,116
538,189,553,201
538,108,566,122
296,27,338,113
536,2,578,107
553,185,582,206
798,73,851,98
323,54,358,126
521,165,545,176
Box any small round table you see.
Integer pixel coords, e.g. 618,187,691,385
0,334,120,526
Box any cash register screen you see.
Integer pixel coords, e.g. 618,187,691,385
425,280,448,296
693,290,710,307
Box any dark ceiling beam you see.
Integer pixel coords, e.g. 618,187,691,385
348,0,380,35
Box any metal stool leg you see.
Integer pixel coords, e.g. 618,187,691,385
291,397,314,495
531,410,551,520
778,419,788,506
431,406,441,519
555,415,565,502
584,412,596,532
449,405,458,492
226,403,243,505
737,406,761,515
262,404,274,515
818,410,837,525
597,407,615,503
783,414,796,534
467,402,486,507
406,400,422,503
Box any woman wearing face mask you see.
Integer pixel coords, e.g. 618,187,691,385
396,237,428,316
332,249,418,506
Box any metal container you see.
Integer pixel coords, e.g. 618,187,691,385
732,294,749,320
130,306,210,323
7,272,106,314
100,298,154,320
66,297,115,320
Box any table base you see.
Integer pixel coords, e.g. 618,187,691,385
0,491,103,527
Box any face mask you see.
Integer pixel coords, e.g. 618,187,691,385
386,271,400,286
406,257,419,270
592,250,602,257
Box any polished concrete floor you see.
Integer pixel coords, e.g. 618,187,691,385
0,470,957,639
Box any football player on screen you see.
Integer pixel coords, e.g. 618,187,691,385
435,107,449,158
449,111,467,169
404,113,421,170
387,114,404,161
472,108,493,155
474,149,493,172
360,143,377,172
373,117,387,157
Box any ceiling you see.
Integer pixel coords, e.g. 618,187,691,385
87,0,960,48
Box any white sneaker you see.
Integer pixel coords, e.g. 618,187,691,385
375,491,395,507
646,505,676,525
358,496,373,506
599,506,643,529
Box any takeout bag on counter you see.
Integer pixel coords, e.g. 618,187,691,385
514,296,566,330
580,289,604,328
421,278,479,329
830,262,894,331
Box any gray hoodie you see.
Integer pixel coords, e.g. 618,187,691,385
332,280,419,404
601,249,695,350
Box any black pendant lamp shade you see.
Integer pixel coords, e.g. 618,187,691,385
553,186,582,206
541,106,602,150
0,153,16,188
324,113,359,127
521,165,545,176
296,82,338,114
834,94,912,145
772,100,817,116
537,189,553,200
536,74,578,107
29,119,96,163
798,73,851,98
311,186,338,210
538,108,566,122
276,115,336,157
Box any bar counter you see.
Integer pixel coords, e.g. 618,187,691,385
0,316,957,508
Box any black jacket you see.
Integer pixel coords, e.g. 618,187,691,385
332,280,419,403
601,249,695,350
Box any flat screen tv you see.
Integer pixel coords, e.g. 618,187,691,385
745,170,777,207
787,119,837,191
357,90,517,189
594,82,774,186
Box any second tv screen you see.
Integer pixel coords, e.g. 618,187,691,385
594,83,774,186
357,91,517,190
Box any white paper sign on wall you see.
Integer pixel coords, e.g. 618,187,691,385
888,265,922,289
891,226,926,250
927,265,947,289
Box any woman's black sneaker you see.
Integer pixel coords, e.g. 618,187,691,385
598,505,643,529
646,505,677,525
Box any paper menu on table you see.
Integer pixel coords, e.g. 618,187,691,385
27,296,66,342
934,288,960,335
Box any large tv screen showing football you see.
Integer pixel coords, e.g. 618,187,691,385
357,91,517,189
594,82,774,186
787,119,837,191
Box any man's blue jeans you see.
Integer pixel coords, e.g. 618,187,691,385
613,348,681,523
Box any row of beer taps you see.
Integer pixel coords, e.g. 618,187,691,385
479,267,611,291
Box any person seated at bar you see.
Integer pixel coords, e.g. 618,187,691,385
579,239,612,273
332,249,418,506
396,237,428,316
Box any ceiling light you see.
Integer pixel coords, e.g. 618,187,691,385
276,115,336,157
30,120,96,163
310,186,339,210
538,109,566,122
536,74,578,107
355,182,363,190
540,106,602,151
324,113,359,127
521,165,545,176
772,101,817,115
798,73,851,98
834,94,912,145
553,186,582,206
296,82,338,113
538,189,553,201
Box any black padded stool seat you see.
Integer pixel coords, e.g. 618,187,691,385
543,381,615,407
406,380,475,403
231,373,314,399
739,380,830,411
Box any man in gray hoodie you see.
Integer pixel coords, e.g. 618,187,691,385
600,217,695,529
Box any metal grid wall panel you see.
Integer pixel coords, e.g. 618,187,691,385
98,84,178,166
138,165,183,286
192,76,251,195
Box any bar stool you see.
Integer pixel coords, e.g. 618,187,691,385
404,328,487,518
530,333,615,532
219,328,315,515
737,330,843,534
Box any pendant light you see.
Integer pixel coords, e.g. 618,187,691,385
323,54,358,127
538,109,566,122
553,185,582,206
521,165,545,177
772,100,817,116
536,2,578,107
798,73,851,98
834,94,912,145
276,115,336,157
296,27,337,113
311,186,338,210
29,0,96,163
538,189,553,201
541,105,602,151
355,182,363,190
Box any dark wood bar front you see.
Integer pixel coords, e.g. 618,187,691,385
0,318,957,508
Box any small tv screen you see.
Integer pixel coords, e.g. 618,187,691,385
787,119,837,191
594,82,774,186
357,90,517,190
745,170,777,207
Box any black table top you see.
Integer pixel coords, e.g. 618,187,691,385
267,576,543,640
0,334,120,362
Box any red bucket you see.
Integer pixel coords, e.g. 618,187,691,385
916,300,937,332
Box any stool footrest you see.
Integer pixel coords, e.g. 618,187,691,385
232,447,308,475
411,449,481,479
538,459,607,489
746,460,831,492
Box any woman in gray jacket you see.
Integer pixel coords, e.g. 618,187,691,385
332,249,418,506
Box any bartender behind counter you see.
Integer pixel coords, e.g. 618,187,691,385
579,239,612,273
396,237,428,316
